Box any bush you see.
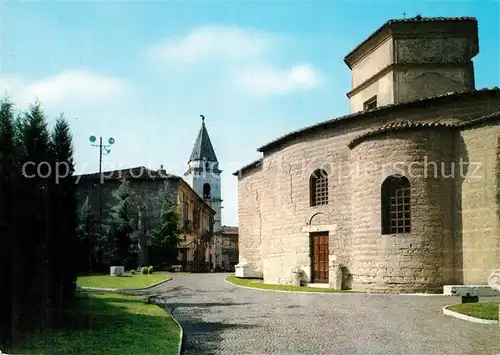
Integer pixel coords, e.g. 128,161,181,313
148,266,154,274
141,267,148,274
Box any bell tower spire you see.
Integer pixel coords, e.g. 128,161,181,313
184,115,223,234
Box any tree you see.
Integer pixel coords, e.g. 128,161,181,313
0,99,80,344
0,99,17,346
50,115,78,308
107,179,136,266
77,196,95,272
149,198,181,267
17,101,54,330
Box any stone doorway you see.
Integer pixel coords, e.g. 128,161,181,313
310,232,329,283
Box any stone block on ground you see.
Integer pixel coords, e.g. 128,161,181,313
110,266,125,276
488,269,500,292
235,262,262,278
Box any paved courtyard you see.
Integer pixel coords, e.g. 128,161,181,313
153,273,499,355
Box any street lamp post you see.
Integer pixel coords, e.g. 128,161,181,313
89,135,115,265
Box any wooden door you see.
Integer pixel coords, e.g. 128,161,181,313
311,233,329,283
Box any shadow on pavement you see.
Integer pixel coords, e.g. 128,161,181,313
153,298,258,355
167,302,251,308
178,317,259,355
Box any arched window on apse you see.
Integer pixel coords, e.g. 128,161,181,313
310,169,328,207
381,175,411,234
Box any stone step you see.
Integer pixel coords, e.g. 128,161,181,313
443,285,500,297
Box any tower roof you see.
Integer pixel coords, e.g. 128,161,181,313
189,115,218,163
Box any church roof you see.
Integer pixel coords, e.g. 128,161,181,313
189,116,218,163
232,158,262,176
75,166,176,181
348,120,454,149
256,87,500,153
348,111,500,149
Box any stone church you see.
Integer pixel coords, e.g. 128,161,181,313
233,16,500,293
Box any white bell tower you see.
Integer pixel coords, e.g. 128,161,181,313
184,115,222,234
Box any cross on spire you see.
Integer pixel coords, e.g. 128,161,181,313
200,114,205,124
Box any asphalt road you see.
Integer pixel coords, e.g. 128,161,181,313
154,273,499,355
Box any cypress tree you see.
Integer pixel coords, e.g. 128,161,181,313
150,198,181,267
0,99,16,346
107,178,136,266
77,197,93,273
51,115,78,308
19,101,53,330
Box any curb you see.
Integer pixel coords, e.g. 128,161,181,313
79,275,172,294
224,278,446,296
164,306,184,355
442,305,499,324
224,278,357,295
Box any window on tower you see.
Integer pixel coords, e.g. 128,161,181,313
203,183,211,200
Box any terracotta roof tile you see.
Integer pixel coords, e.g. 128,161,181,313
455,110,500,129
256,87,499,153
348,110,500,149
232,158,263,176
348,120,453,149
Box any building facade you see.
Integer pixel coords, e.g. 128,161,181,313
76,167,215,271
220,226,239,271
233,16,500,293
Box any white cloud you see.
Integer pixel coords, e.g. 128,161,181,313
235,64,320,96
148,26,277,64
147,26,322,96
0,69,128,108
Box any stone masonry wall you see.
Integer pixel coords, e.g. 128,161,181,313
350,130,455,293
395,37,470,64
237,167,265,276
236,94,500,292
395,67,473,104
458,124,500,284
351,38,393,88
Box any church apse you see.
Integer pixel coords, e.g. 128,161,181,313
349,127,455,293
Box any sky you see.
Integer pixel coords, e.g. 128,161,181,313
0,0,499,226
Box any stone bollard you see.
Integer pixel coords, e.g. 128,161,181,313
487,269,500,292
487,269,500,326
291,266,303,287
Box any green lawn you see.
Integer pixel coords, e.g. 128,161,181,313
10,291,181,355
77,272,170,290
447,302,500,321
226,275,356,293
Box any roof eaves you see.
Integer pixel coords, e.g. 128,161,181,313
348,120,454,149
456,111,500,130
348,110,500,149
344,16,477,67
257,87,500,153
232,158,263,177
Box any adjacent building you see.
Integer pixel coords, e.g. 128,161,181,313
75,167,215,271
233,16,500,293
220,225,239,271
76,115,239,272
